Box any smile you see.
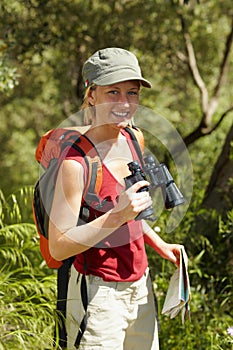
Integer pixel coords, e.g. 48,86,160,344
112,111,130,118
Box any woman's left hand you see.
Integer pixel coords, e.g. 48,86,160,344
142,221,188,268
158,243,187,267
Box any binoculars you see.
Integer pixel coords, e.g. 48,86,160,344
124,155,185,221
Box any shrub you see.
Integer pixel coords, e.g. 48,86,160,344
0,188,57,349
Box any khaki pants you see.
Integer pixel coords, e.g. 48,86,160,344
66,265,159,350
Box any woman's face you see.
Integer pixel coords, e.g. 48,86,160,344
87,80,140,128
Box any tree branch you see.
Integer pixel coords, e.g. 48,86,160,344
180,16,209,114
202,122,233,211
213,17,233,100
210,106,233,133
178,11,233,147
172,106,233,156
206,17,233,124
182,106,233,147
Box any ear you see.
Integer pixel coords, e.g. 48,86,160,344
87,87,96,106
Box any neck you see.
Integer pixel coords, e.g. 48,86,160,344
87,123,123,145
86,124,129,160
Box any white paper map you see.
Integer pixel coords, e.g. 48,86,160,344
161,247,191,323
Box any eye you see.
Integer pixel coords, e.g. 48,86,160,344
108,90,118,95
128,90,138,96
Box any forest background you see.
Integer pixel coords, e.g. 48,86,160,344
0,0,232,349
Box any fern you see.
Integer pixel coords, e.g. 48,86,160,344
0,188,58,349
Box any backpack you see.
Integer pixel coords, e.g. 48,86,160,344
32,125,144,269
33,126,102,268
32,124,144,348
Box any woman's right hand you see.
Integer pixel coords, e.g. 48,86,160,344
113,181,152,222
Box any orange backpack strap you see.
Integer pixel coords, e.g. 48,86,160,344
66,134,102,203
35,127,102,203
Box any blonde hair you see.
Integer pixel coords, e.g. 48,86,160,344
81,84,96,125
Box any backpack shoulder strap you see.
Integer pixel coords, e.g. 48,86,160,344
121,126,144,164
67,134,103,203
35,126,102,201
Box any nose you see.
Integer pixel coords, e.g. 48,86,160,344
118,93,130,106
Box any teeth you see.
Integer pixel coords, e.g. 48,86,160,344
113,111,129,117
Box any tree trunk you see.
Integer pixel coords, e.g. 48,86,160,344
202,123,233,212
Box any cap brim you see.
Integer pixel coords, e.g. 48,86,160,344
93,70,152,88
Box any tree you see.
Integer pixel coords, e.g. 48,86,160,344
0,2,233,347
0,0,232,203
203,123,233,211
173,2,233,210
179,13,233,146
0,39,19,93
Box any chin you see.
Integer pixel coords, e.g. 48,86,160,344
113,118,131,126
115,121,130,129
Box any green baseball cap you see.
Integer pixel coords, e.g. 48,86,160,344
83,47,152,88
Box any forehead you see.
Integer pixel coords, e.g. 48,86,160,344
100,80,141,89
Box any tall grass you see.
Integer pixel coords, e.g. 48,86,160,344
0,188,57,349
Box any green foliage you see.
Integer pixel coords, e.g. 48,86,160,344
1,186,232,349
147,190,233,349
0,0,232,348
0,0,232,194
0,40,19,94
0,188,58,349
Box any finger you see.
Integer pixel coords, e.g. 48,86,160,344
127,180,150,193
128,190,151,204
131,194,153,214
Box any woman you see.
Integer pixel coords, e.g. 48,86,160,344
49,47,185,349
